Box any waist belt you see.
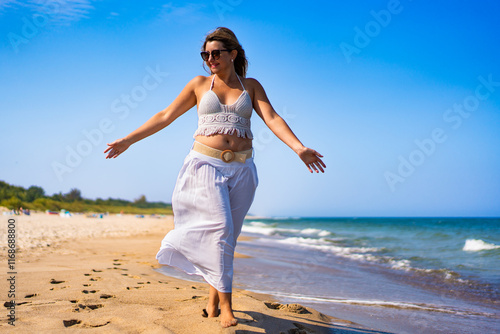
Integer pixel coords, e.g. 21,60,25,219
192,141,252,163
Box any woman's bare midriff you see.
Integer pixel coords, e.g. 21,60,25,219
195,134,253,152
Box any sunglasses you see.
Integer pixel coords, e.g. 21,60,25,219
200,49,231,61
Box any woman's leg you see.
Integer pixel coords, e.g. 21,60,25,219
206,285,237,327
205,284,220,317
214,161,256,328
218,291,238,327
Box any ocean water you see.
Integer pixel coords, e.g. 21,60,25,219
157,217,500,333
234,217,500,334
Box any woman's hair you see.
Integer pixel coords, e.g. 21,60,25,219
202,27,248,77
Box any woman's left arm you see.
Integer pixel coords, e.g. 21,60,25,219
250,79,326,173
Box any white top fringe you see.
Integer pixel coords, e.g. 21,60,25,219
194,75,253,139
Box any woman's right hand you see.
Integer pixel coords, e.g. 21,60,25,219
104,138,132,159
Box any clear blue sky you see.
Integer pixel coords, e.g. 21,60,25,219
1,0,499,217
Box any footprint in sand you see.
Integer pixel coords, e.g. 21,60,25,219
82,290,98,294
63,319,110,328
4,301,29,307
100,294,115,299
50,279,65,284
25,293,38,298
109,259,126,269
176,295,206,302
63,319,81,327
126,286,144,290
113,258,127,263
89,277,102,281
73,303,104,312
108,267,128,271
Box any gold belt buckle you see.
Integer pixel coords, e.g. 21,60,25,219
221,150,235,163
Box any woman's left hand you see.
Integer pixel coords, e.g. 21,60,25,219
297,147,326,173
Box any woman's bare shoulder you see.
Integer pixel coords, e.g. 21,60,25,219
243,77,261,87
189,75,212,86
186,75,212,95
243,77,266,98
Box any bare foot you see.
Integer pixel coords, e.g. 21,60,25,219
204,303,220,318
220,306,238,328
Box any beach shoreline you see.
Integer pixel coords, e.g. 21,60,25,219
0,212,383,333
235,217,500,334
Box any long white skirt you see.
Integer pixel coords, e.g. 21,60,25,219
156,149,258,293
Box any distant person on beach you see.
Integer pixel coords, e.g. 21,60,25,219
104,27,325,328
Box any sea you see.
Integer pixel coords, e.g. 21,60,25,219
158,217,500,334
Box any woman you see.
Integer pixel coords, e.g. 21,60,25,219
104,27,325,328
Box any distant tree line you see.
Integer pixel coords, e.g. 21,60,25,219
0,180,172,214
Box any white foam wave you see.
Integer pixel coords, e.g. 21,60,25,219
242,222,301,236
244,222,474,280
463,239,500,252
300,228,331,237
389,259,411,270
276,237,379,258
241,222,300,236
244,222,332,238
266,292,495,317
241,225,276,235
269,236,426,274
318,230,332,237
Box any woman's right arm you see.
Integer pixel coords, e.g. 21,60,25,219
104,76,202,159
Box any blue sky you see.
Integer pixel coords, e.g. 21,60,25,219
1,0,499,217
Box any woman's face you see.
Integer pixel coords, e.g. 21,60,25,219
204,41,233,74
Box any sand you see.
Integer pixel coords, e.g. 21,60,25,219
0,212,384,333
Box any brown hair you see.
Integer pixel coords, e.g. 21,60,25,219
202,27,248,77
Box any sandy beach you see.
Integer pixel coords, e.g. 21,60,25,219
0,212,384,333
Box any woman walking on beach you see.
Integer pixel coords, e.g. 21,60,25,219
104,27,325,328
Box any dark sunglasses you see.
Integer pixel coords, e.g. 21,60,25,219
200,49,231,61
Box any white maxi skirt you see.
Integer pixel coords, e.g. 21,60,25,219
156,149,258,293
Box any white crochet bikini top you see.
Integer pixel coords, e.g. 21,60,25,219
194,75,253,139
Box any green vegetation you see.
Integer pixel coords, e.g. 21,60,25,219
0,180,172,215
